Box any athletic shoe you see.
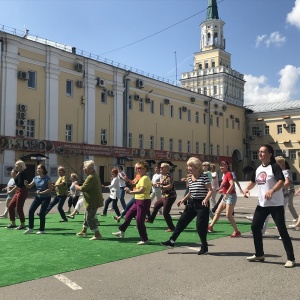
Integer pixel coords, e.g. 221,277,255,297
67,215,74,219
292,219,297,222
108,207,114,211
230,230,241,238
6,224,17,229
160,240,174,249
247,255,265,262
207,225,213,233
36,231,45,234
284,260,295,268
15,225,26,230
137,240,150,245
76,231,87,237
24,229,34,234
198,247,208,255
112,231,124,238
89,235,102,240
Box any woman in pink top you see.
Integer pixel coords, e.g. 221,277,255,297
208,161,241,237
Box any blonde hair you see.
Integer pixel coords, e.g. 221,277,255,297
137,161,150,172
275,156,285,163
57,166,65,173
160,163,170,171
70,173,78,180
84,160,95,171
187,157,202,172
15,160,26,171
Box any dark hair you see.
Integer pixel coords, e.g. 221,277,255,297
285,160,290,170
38,164,48,175
118,165,123,171
263,144,276,164
220,161,230,171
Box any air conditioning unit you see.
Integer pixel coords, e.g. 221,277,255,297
222,105,227,111
283,123,289,128
190,97,196,102
134,94,140,101
18,104,28,111
282,150,289,158
204,108,209,113
249,136,255,140
107,90,115,97
75,63,83,72
96,77,105,87
219,112,224,116
235,117,240,122
76,80,84,88
214,111,219,115
230,114,234,119
243,138,249,144
16,129,26,136
16,119,27,127
164,98,170,104
136,79,144,88
182,106,187,112
145,98,151,103
101,140,107,145
204,100,209,105
17,112,27,119
18,71,29,80
214,103,219,108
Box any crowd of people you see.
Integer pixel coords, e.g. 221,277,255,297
1,144,299,267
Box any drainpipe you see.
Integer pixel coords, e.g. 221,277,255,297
123,71,130,147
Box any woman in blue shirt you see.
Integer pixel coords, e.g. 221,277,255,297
24,164,52,234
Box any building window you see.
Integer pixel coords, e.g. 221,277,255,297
205,62,208,69
150,100,154,114
28,71,36,89
101,90,107,104
169,138,173,151
232,119,235,129
139,134,144,148
187,109,191,122
169,105,174,118
216,116,219,127
128,133,132,147
210,115,213,126
150,135,154,149
275,150,282,157
129,98,132,110
26,119,35,138
204,87,207,95
65,124,72,141
252,126,258,136
216,144,220,156
195,142,199,154
139,99,144,112
252,151,258,160
160,103,164,116
210,144,213,155
277,124,282,134
66,80,73,97
101,129,107,144
213,85,217,95
226,145,229,156
199,64,202,69
290,150,296,159
290,123,296,134
226,118,229,128
264,125,269,135
203,113,206,125
195,112,199,123
160,137,164,150
203,143,206,155
178,139,182,152
212,61,215,68
179,107,182,120
187,141,191,153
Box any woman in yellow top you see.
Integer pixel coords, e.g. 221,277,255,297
112,161,152,245
44,166,68,222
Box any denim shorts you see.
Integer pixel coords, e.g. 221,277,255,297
222,193,237,205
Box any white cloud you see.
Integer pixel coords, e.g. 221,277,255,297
287,0,300,29
255,32,286,48
244,65,300,105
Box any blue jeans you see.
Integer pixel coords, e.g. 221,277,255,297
120,197,135,218
103,197,120,216
45,195,67,221
119,187,127,210
28,196,51,231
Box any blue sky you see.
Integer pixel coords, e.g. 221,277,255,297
1,0,299,105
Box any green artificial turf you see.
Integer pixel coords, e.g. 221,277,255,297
0,213,252,288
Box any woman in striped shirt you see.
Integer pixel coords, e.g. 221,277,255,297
161,157,212,255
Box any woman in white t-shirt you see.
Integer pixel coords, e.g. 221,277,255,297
243,144,295,268
210,164,219,207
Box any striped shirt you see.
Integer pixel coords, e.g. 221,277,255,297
188,173,210,201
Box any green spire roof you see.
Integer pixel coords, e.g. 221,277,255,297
206,0,219,20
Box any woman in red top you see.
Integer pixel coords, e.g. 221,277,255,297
208,161,241,237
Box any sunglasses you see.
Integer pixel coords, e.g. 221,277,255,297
136,167,144,170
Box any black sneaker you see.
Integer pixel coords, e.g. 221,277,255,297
160,240,174,249
6,224,17,229
198,247,208,255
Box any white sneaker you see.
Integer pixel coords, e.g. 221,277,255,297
284,260,295,268
247,255,265,262
246,215,253,221
292,219,297,222
24,229,33,234
112,231,124,238
36,231,45,234
108,207,114,211
137,240,150,245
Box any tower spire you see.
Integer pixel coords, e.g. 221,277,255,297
206,0,219,20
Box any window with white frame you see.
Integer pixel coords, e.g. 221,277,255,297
178,139,182,152
160,137,164,150
26,119,35,138
203,143,206,154
169,138,173,151
169,105,174,118
252,126,258,136
150,100,154,113
252,151,258,160
195,142,199,154
128,133,132,147
139,99,144,112
101,90,107,104
187,141,191,153
264,125,269,135
139,134,144,148
213,85,217,95
66,80,73,97
160,103,164,116
150,135,154,149
290,123,296,134
290,150,296,159
28,71,36,89
275,149,282,157
277,124,282,134
195,112,199,123
101,129,107,143
65,124,72,141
